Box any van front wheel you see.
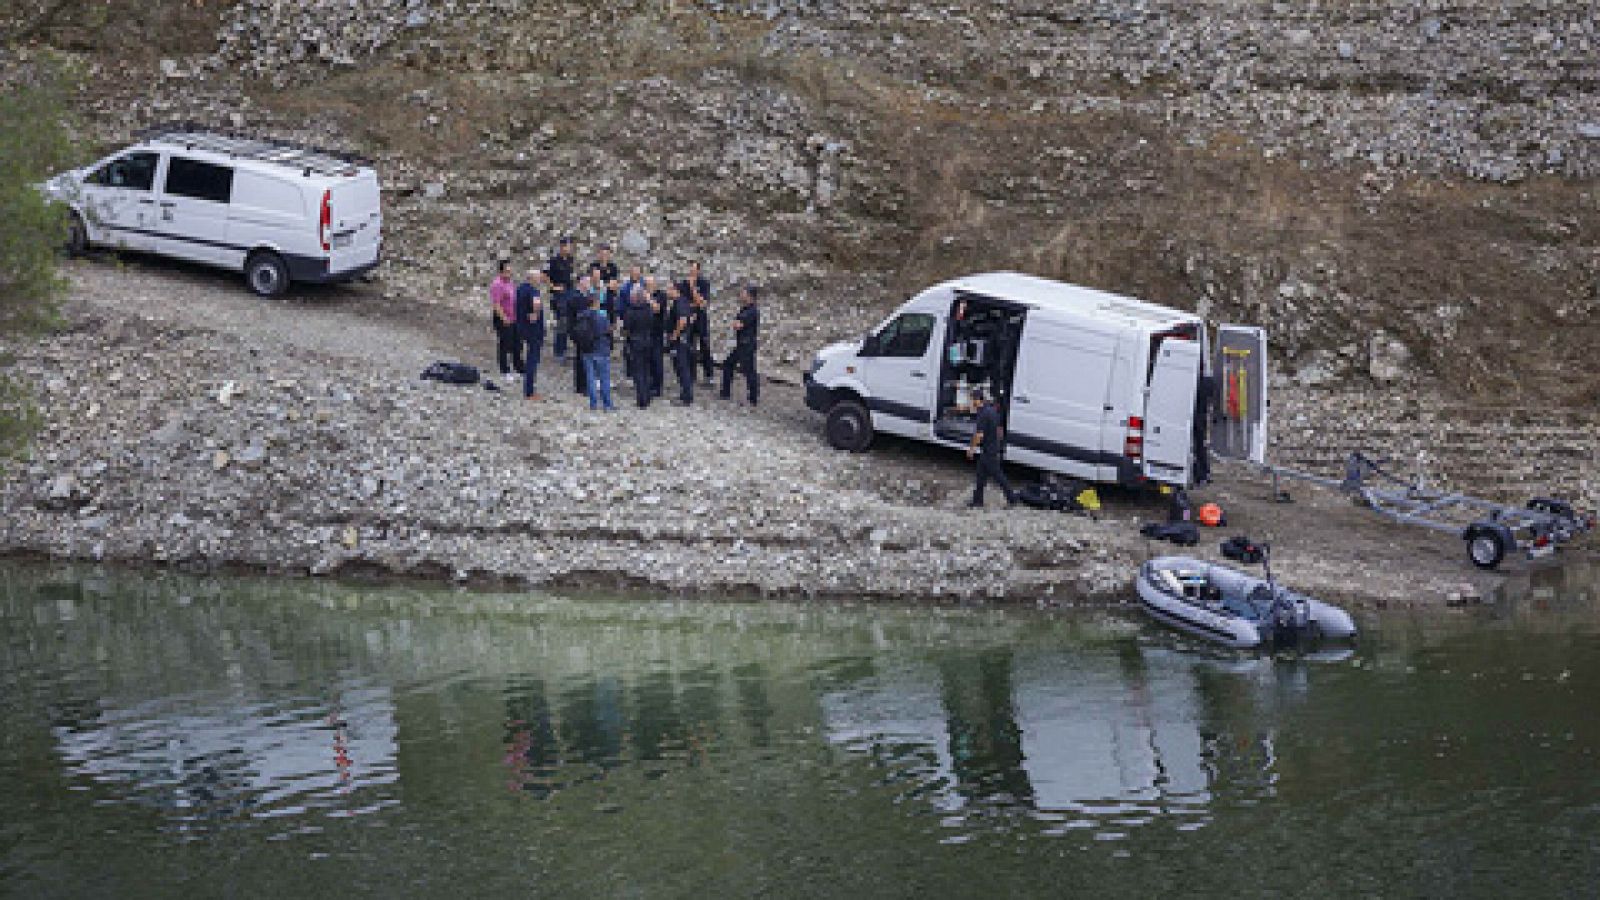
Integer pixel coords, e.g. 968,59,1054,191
245,251,289,297
825,399,873,452
64,211,88,257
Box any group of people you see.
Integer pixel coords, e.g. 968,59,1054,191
489,238,761,411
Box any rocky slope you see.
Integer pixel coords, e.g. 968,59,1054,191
1,0,1597,599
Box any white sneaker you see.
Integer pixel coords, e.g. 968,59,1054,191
503,372,516,382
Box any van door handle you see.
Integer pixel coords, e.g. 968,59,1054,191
137,197,155,204
910,370,926,378
159,201,176,208
1015,395,1030,404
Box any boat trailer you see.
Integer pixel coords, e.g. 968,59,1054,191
1248,452,1595,570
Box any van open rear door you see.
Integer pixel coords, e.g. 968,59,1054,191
1212,325,1267,464
1143,338,1201,486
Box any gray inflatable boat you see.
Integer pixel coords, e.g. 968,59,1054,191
1135,555,1357,651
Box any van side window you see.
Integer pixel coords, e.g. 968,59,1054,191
164,157,235,204
90,152,160,191
877,313,935,357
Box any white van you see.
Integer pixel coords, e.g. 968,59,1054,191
803,272,1268,488
43,128,382,296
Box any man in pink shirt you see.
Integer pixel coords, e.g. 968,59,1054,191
491,259,523,379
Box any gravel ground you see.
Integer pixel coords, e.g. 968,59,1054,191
0,255,1591,608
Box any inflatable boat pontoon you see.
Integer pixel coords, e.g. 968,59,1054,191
1135,555,1357,651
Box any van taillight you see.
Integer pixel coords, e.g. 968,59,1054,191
319,190,332,252
1124,415,1144,461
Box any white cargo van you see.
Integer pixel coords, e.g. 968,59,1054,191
803,272,1267,488
43,128,381,296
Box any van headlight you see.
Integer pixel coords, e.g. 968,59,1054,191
808,356,825,375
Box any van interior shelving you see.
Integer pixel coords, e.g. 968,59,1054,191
932,292,1027,443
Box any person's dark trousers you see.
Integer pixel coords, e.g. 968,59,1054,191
494,316,524,375
672,341,695,404
691,315,714,381
649,333,665,397
719,343,759,404
552,323,567,359
521,337,541,397
572,343,587,394
972,450,1017,507
627,340,653,407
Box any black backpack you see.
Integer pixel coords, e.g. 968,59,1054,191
571,310,597,354
421,361,480,385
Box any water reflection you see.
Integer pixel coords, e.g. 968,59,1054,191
6,565,1600,897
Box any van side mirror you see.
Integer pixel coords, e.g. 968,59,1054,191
860,333,882,357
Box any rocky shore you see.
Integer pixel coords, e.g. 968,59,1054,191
2,260,1591,608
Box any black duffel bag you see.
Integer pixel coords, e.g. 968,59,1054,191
421,361,481,385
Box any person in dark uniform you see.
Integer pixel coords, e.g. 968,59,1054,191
1192,371,1216,485
678,260,713,383
515,268,547,401
623,286,658,409
647,277,667,398
967,390,1017,508
591,244,620,290
719,284,760,405
666,283,696,406
570,274,593,395
546,237,576,292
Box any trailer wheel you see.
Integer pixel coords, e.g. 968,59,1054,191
1465,528,1506,570
825,399,873,452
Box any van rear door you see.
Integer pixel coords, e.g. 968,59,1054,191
1142,337,1201,485
1212,325,1268,464
327,170,381,275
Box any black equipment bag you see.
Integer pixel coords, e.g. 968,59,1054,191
421,361,481,385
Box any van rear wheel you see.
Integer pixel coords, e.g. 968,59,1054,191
825,399,873,452
245,251,289,297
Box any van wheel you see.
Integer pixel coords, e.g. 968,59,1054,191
64,211,88,257
825,399,873,452
245,251,289,297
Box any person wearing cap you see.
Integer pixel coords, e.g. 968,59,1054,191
490,259,524,381
678,260,714,383
967,390,1017,508
718,283,761,405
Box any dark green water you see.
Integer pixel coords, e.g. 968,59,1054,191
3,562,1599,898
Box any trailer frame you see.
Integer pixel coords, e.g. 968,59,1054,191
1242,452,1595,570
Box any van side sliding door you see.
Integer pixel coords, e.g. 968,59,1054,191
1212,326,1268,464
1142,338,1201,486
157,156,237,266
1006,319,1117,482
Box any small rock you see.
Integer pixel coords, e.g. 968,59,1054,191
1577,124,1600,141
212,449,231,470
620,229,650,257
422,181,445,200
217,381,238,407
1337,41,1356,60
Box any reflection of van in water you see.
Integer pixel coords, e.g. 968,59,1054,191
42,128,381,297
803,272,1268,488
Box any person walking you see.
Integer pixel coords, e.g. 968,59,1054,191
666,283,696,406
678,261,714,383
490,260,523,380
581,293,616,412
966,390,1017,508
622,285,657,409
515,269,547,401
718,283,761,405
